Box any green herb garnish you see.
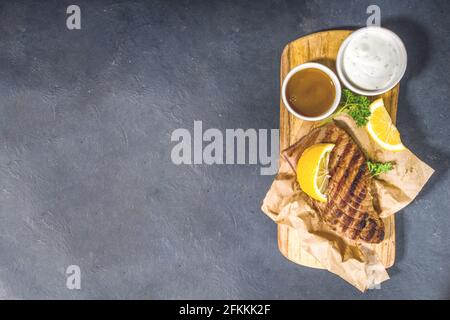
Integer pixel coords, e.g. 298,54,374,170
366,160,393,177
319,89,371,127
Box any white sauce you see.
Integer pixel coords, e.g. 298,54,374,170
343,30,402,91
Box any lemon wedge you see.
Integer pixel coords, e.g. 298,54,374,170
296,143,335,202
366,98,406,151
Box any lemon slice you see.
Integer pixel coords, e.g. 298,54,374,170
366,98,406,151
296,143,335,202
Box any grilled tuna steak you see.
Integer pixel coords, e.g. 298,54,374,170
283,124,385,243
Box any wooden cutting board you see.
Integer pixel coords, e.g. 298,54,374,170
278,30,398,269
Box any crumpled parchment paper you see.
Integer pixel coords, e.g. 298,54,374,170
261,115,434,291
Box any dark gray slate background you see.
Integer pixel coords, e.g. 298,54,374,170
0,0,448,299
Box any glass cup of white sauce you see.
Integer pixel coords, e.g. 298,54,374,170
336,27,407,96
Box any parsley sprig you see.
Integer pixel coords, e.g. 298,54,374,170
319,89,372,127
366,160,393,177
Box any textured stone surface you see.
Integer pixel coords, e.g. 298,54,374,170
0,0,448,299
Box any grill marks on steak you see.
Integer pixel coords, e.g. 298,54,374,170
283,124,385,243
